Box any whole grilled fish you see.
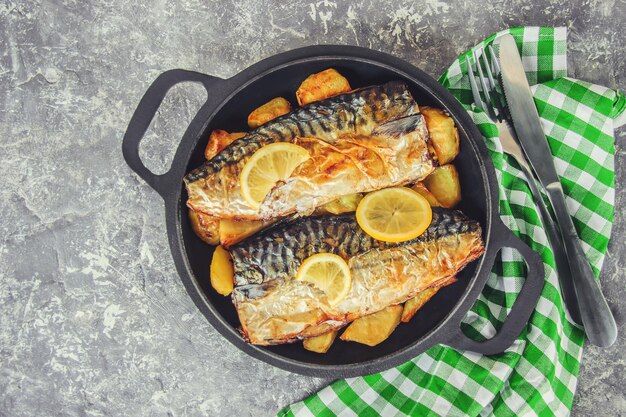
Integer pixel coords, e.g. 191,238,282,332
230,208,484,345
184,82,427,222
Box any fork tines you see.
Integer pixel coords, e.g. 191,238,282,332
465,45,508,122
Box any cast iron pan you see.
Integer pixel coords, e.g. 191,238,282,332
122,45,544,378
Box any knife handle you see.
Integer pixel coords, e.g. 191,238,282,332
515,162,581,324
546,183,617,347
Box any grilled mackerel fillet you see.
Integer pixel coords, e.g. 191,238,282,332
184,82,433,224
230,208,484,345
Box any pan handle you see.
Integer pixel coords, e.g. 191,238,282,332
445,221,545,355
122,69,221,197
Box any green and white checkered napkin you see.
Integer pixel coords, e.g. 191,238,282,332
279,27,625,417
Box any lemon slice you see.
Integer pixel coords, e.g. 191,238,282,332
356,187,432,242
296,253,351,307
240,142,310,209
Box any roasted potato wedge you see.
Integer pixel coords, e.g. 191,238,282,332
205,130,246,160
423,164,462,208
318,193,364,215
401,277,457,323
219,218,272,247
303,331,338,353
210,245,234,296
247,97,291,128
411,183,442,207
189,210,220,245
402,288,440,322
422,107,460,165
340,305,402,346
296,68,352,106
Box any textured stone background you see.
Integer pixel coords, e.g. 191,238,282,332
1,0,624,416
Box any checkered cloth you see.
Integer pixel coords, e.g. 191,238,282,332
279,27,625,417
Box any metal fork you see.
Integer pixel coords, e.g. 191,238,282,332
466,47,582,324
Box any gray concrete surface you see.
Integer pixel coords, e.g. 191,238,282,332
1,0,624,416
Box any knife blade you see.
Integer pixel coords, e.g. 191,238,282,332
498,34,617,347
498,37,560,187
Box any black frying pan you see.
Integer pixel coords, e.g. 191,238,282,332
122,45,544,378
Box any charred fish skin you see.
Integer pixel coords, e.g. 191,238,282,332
230,214,380,287
230,208,481,288
184,81,418,183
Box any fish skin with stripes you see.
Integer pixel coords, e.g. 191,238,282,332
230,208,484,345
184,82,433,223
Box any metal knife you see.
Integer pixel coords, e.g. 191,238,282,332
498,34,617,347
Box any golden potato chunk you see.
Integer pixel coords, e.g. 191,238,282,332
422,107,460,165
296,68,352,106
205,130,246,160
402,288,439,322
219,218,272,247
189,209,220,245
410,183,442,207
247,97,292,129
318,193,364,215
340,305,402,346
303,331,338,353
401,277,457,323
423,164,462,208
210,245,234,296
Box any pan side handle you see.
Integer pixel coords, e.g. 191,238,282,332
445,220,545,355
122,69,221,198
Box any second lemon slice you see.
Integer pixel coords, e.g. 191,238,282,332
240,142,310,209
356,187,432,242
296,253,351,307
